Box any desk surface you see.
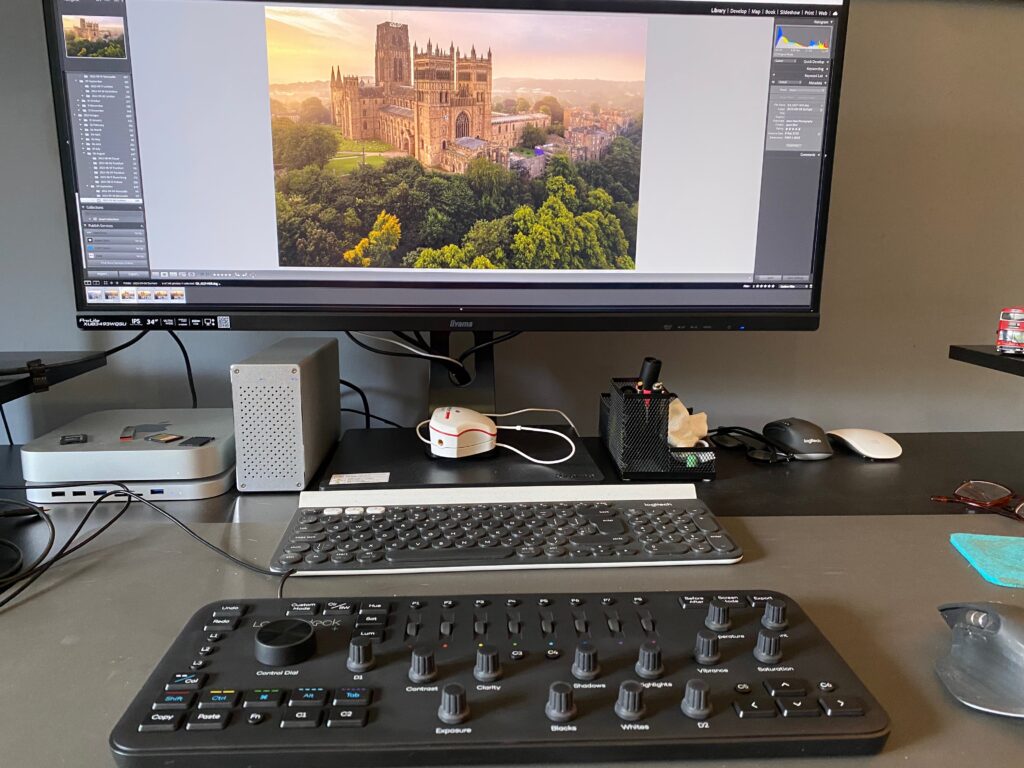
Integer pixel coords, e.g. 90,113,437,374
2,438,1024,767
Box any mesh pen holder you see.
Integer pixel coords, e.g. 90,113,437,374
600,378,716,481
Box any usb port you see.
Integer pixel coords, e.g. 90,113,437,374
72,491,86,497
52,491,66,497
150,489,165,495
93,490,104,496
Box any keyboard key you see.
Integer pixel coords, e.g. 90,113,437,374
734,698,776,718
327,707,368,728
764,678,808,697
820,695,865,716
203,618,238,632
186,711,229,730
280,708,322,728
324,601,355,615
333,688,372,707
199,690,239,709
707,534,737,552
289,688,328,707
139,712,183,732
243,689,283,708
777,697,820,717
165,673,206,691
152,692,194,711
386,547,516,564
212,604,247,618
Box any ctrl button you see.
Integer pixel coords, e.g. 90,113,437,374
186,711,230,731
139,712,182,733
326,707,368,728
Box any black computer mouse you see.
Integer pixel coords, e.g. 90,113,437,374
936,602,1024,717
762,418,833,461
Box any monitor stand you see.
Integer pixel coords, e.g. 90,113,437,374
320,332,605,490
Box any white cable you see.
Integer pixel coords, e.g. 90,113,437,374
350,331,465,369
496,425,576,465
482,408,580,436
415,419,432,445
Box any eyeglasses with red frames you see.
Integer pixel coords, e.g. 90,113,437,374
931,480,1024,522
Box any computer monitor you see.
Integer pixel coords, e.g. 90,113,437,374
44,0,848,333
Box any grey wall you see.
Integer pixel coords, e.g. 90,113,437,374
3,0,1024,444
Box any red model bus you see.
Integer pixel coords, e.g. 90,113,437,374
997,307,1024,354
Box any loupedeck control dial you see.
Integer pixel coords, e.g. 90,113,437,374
681,679,712,720
438,683,470,725
545,682,577,723
571,640,601,681
254,619,316,667
474,645,502,683
634,640,663,679
614,680,647,721
408,645,438,684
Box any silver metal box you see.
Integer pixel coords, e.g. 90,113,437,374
230,338,340,492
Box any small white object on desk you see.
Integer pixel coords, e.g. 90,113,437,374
827,428,903,460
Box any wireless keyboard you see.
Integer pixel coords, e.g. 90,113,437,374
270,485,742,574
110,590,889,767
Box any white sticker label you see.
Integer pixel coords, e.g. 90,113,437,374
329,472,391,486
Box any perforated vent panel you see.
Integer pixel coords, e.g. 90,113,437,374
234,381,303,490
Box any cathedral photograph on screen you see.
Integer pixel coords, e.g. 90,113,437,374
265,6,647,271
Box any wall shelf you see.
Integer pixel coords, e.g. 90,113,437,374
949,345,1024,378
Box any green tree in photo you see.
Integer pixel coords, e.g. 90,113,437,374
272,119,339,170
275,193,343,268
533,96,564,125
515,97,531,114
519,124,548,149
462,216,512,267
343,211,401,267
298,97,332,124
464,157,527,220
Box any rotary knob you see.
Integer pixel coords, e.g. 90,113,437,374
409,644,438,684
694,629,721,666
571,640,601,681
761,598,788,630
705,599,731,632
634,640,664,680
254,619,316,667
754,628,783,664
437,683,470,725
681,679,712,720
614,680,647,721
474,645,502,683
545,681,577,723
346,635,375,673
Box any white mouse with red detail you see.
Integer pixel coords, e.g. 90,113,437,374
428,407,497,459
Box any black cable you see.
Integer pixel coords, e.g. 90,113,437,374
167,330,198,408
339,379,370,430
457,331,522,363
0,482,277,610
344,331,469,382
413,331,429,349
340,408,403,428
277,569,296,599
0,498,56,587
0,330,149,377
0,404,12,445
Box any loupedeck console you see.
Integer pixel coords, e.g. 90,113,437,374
110,591,889,766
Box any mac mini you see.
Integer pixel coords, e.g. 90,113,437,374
21,409,236,503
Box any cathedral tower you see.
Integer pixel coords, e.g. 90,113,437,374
454,45,492,141
412,40,455,167
375,22,411,89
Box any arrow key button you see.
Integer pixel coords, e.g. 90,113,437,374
733,697,777,718
820,695,865,717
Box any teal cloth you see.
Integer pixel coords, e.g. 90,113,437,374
950,533,1024,588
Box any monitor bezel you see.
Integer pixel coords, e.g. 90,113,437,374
43,0,849,332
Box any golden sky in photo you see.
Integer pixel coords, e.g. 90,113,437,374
265,6,647,84
62,15,124,35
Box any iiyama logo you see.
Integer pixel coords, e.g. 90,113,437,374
803,438,823,445
449,320,474,329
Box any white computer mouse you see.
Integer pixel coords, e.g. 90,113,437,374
428,407,497,459
827,428,902,461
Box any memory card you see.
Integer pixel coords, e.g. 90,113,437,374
145,432,184,444
119,426,136,441
179,436,213,447
60,434,88,445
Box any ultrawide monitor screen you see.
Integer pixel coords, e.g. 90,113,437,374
47,0,848,330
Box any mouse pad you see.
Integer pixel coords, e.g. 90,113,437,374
950,533,1024,589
